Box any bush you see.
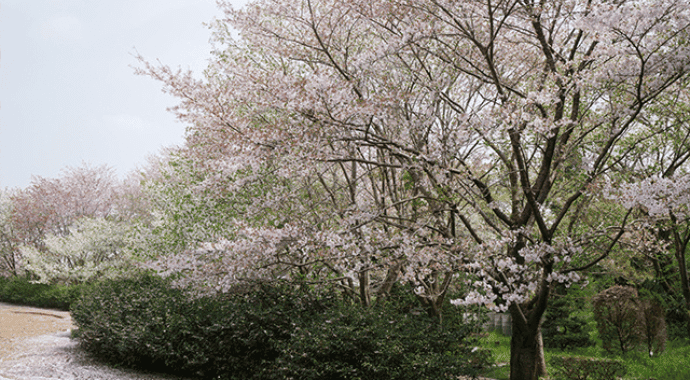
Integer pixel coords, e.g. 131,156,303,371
551,356,626,380
71,272,192,372
592,286,642,354
263,302,490,380
0,275,87,310
72,273,491,379
592,285,666,355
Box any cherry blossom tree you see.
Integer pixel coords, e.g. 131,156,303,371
0,188,21,276
10,163,140,283
586,81,690,342
11,163,121,248
138,0,690,379
608,93,690,336
138,144,407,306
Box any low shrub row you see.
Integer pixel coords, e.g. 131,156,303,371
71,272,492,380
0,275,88,310
551,356,626,380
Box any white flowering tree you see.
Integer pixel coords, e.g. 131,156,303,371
138,0,690,379
138,143,409,305
0,188,21,276
21,217,133,284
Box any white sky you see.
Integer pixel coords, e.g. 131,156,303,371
0,0,248,189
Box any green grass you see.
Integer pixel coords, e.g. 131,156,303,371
619,339,690,380
476,329,690,380
476,331,510,380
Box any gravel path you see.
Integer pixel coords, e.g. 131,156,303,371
0,302,189,380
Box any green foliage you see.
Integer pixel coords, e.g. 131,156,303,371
550,356,626,380
0,275,87,310
72,273,490,380
70,272,193,373
543,284,594,350
474,306,689,380
662,296,688,340
136,153,259,259
263,302,490,380
639,279,686,341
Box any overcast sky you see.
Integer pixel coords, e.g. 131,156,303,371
0,0,248,189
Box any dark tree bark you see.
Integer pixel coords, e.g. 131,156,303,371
509,286,549,380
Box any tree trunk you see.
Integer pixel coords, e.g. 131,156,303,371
413,271,454,322
670,216,690,340
375,262,402,302
358,269,371,307
509,318,547,380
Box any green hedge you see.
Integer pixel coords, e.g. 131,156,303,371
266,304,491,380
0,276,88,310
71,273,491,380
551,355,626,380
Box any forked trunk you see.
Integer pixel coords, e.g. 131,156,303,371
509,320,546,380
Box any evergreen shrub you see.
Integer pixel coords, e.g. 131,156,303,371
0,275,87,310
262,301,490,380
551,356,626,380
71,272,491,379
542,284,593,350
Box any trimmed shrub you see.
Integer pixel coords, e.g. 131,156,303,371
639,297,667,356
551,356,626,380
592,286,642,354
72,273,491,380
0,275,87,310
70,272,204,373
262,302,489,380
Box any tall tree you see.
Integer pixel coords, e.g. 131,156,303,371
139,1,690,379
11,163,120,246
0,188,21,276
10,163,129,279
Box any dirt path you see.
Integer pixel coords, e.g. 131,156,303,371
0,302,74,362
